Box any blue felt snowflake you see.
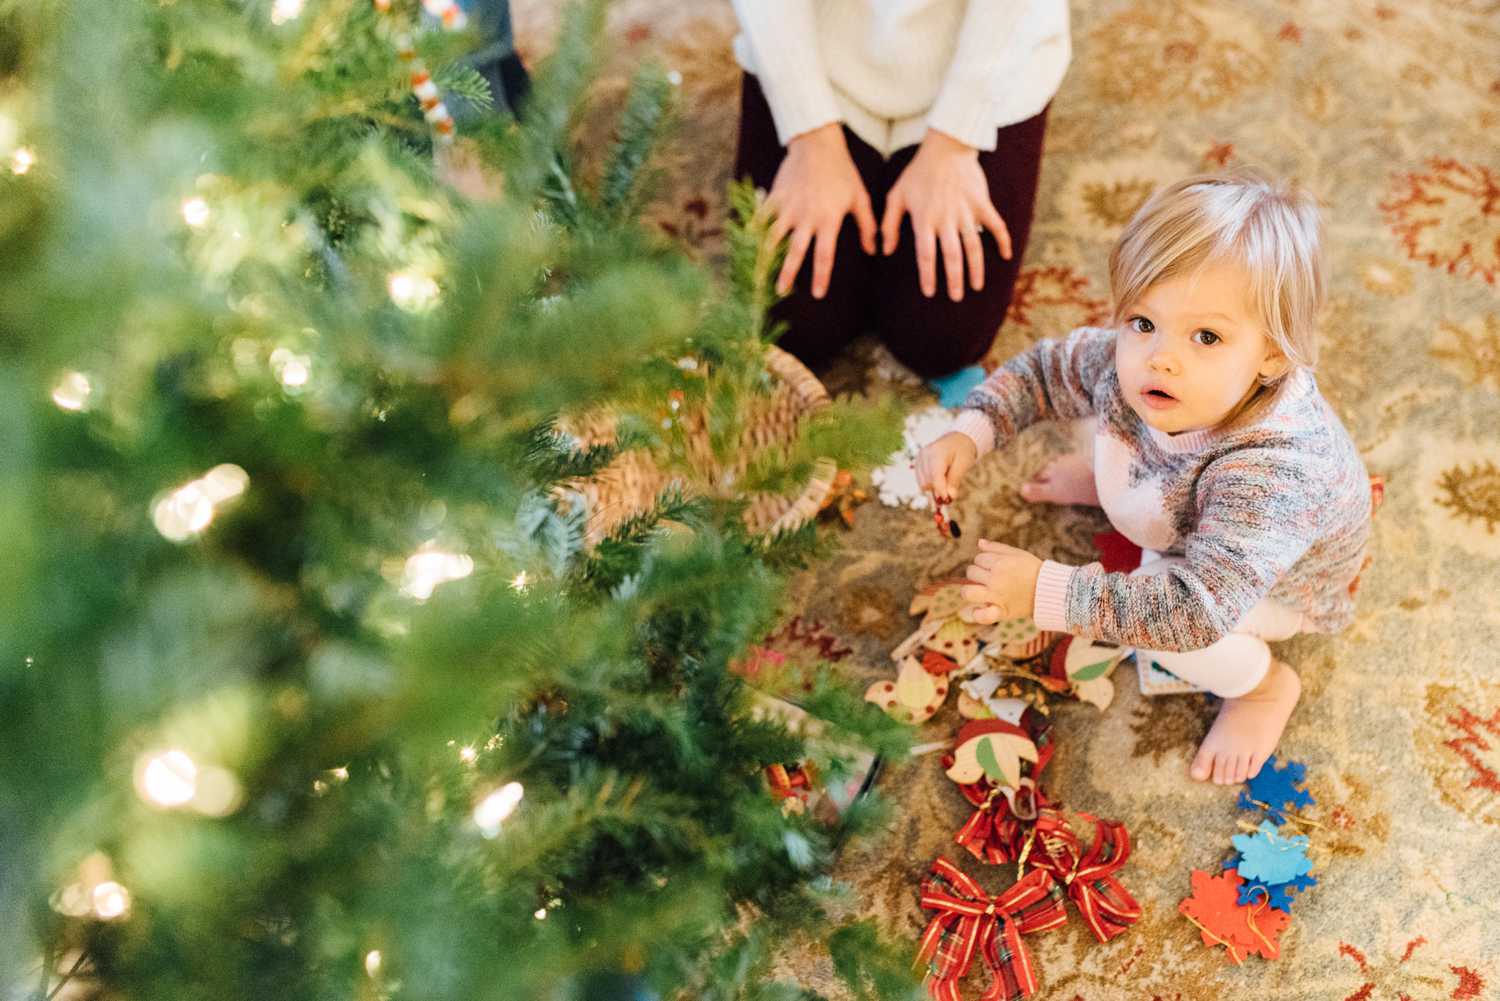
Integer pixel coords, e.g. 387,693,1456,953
1231,820,1313,885
1237,754,1315,824
1235,871,1318,913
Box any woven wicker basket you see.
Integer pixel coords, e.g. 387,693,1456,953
557,345,839,547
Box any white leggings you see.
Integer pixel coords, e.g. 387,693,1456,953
1130,552,1305,699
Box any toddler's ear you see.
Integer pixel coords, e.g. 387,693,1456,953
1258,350,1290,381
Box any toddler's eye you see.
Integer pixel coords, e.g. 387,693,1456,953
1192,329,1221,346
1128,316,1154,334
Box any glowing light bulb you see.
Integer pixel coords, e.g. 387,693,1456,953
92,881,131,920
11,146,35,175
190,765,244,817
510,570,529,593
364,950,382,977
181,196,210,227
400,545,474,600
473,781,524,838
136,749,198,807
270,347,311,389
458,745,477,764
152,482,212,541
331,766,349,782
387,269,440,312
534,908,548,920
271,0,305,23
151,465,248,541
199,464,249,503
51,371,92,411
51,882,93,917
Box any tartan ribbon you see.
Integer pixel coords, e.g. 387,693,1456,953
955,782,1052,865
950,721,1055,866
1026,811,1141,943
916,857,1068,1001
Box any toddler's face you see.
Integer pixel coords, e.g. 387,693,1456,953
1114,262,1284,435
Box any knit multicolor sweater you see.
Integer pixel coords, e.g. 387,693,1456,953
952,326,1372,653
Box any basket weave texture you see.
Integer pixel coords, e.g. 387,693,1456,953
558,345,839,546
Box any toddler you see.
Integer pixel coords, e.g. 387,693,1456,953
915,168,1372,786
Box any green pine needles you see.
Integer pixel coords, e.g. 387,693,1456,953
0,2,915,1000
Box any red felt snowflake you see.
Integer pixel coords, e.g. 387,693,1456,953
1179,868,1291,963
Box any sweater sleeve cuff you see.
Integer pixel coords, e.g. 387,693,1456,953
926,93,1000,153
952,409,996,457
1032,560,1075,632
760,78,842,145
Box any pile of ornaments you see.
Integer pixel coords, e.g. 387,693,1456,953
864,576,1131,726
1178,755,1320,964
911,676,1143,999
863,576,1142,999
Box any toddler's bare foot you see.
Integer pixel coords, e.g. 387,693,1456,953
1189,660,1302,785
1019,453,1100,506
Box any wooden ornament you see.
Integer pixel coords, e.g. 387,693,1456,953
865,656,949,724
945,720,1039,787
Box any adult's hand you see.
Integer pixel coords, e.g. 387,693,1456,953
765,122,877,300
881,128,1012,302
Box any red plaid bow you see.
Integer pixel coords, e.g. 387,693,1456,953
1025,811,1140,943
954,782,1052,865
916,857,1068,1001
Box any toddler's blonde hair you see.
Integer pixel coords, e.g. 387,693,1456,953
1108,167,1325,379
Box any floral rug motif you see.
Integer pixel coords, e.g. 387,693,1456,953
516,1,1500,995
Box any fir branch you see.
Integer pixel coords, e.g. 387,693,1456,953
514,417,643,485
597,61,676,223
505,0,606,199
432,63,494,113
726,179,785,336
829,921,925,1001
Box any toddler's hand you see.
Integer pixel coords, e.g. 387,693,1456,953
959,539,1043,624
915,431,978,504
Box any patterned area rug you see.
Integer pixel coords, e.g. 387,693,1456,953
516,2,1500,996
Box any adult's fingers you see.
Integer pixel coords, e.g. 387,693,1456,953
940,225,965,302
979,200,1013,261
880,188,906,257
810,222,838,299
777,226,813,295
916,223,938,298
768,210,793,253
854,190,878,255
961,213,985,291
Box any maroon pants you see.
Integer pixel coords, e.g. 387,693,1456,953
733,73,1048,378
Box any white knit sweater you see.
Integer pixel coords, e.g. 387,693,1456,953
730,0,1071,158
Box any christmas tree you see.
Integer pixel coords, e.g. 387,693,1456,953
0,2,917,998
